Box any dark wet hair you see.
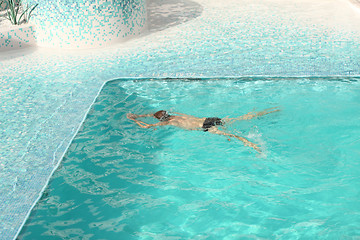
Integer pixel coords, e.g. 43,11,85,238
154,110,171,121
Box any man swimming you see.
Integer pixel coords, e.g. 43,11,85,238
127,108,280,152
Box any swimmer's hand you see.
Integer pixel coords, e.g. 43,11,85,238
127,113,138,120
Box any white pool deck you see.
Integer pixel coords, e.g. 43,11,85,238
1,0,360,239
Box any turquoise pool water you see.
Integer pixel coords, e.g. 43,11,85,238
18,78,360,239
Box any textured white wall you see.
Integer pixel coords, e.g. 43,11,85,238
2,0,148,49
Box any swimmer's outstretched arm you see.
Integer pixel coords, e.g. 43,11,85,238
132,119,151,128
208,127,261,153
127,116,168,129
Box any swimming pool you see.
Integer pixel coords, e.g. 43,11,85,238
18,78,360,239
2,0,360,239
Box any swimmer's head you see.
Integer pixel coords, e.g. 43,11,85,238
154,110,171,121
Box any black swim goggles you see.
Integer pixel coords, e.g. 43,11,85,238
159,111,171,121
